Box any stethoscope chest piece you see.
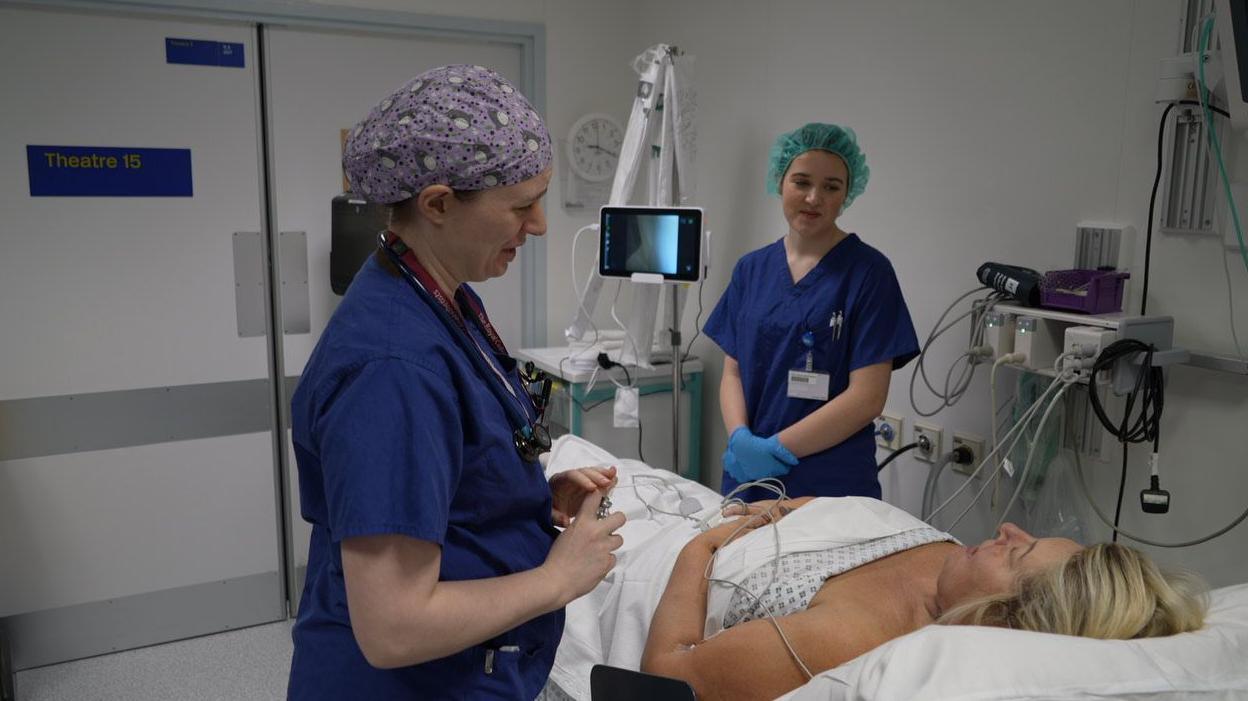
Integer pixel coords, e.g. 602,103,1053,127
513,422,552,463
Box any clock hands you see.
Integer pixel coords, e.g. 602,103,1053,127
588,144,618,158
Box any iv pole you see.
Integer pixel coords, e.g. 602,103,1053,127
571,43,696,473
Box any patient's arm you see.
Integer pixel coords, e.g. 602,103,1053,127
725,496,816,517
641,511,882,700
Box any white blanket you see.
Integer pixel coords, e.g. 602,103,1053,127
542,435,926,701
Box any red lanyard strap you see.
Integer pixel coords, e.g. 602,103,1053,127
385,231,511,357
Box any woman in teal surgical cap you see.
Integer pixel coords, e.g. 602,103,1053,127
702,123,920,501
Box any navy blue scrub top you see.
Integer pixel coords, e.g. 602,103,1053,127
704,235,919,501
287,253,562,700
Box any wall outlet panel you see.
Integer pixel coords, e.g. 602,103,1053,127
876,412,903,451
913,422,942,464
951,432,985,476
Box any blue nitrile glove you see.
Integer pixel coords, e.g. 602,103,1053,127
722,449,744,483
726,427,798,481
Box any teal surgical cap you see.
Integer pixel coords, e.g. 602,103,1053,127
767,122,869,208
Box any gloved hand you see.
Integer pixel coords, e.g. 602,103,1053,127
723,427,798,482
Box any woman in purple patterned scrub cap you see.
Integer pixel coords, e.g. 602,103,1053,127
288,65,625,700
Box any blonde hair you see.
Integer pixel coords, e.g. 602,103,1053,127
939,543,1208,639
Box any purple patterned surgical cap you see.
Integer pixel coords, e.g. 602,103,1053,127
342,64,551,204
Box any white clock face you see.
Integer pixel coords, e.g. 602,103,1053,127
568,114,623,183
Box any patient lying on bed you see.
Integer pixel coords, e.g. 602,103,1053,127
639,497,1208,701
538,436,1209,701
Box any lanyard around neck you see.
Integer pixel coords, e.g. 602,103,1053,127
384,231,511,357
380,232,534,425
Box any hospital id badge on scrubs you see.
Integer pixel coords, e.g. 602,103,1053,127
787,370,830,400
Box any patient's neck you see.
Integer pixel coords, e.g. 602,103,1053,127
897,548,949,625
912,571,945,624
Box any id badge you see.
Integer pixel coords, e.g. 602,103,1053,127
787,370,830,400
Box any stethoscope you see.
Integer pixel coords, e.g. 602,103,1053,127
378,231,552,463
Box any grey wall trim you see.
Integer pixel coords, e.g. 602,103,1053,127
10,0,545,44
278,231,310,335
0,380,274,461
233,231,267,337
2,572,284,671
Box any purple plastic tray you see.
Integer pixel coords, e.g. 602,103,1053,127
1039,269,1130,314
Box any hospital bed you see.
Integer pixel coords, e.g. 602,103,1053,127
542,435,1248,701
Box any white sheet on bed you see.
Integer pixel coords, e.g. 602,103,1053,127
543,434,714,701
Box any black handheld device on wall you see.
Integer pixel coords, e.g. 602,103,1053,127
330,194,389,295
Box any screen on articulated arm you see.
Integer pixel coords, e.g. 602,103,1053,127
598,206,703,283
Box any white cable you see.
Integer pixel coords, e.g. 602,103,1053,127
927,375,1063,522
989,353,1026,508
993,381,1075,529
1070,407,1248,548
942,380,1065,531
921,451,960,520
944,353,1079,531
570,224,602,349
700,479,814,680
626,473,700,522
607,281,640,381
609,474,813,675
926,368,1071,525
943,382,1067,532
1220,242,1247,359
910,289,1001,417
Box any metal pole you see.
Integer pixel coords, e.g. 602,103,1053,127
671,287,681,474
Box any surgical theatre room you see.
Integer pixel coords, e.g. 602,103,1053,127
5,1,1248,699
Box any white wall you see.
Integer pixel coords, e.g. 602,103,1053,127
614,0,1248,587
101,0,1247,586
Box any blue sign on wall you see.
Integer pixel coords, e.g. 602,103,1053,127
166,37,245,68
27,146,194,197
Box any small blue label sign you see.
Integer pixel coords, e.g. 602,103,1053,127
166,37,245,68
27,146,194,197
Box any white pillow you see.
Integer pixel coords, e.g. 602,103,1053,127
780,583,1248,701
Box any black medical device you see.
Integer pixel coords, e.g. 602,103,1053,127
330,194,389,295
976,261,1042,306
590,664,696,701
599,206,703,283
1141,475,1171,514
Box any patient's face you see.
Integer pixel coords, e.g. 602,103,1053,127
937,523,1082,607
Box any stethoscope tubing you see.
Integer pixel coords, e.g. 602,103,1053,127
378,237,547,455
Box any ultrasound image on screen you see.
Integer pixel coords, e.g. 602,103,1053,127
601,209,700,281
620,214,678,274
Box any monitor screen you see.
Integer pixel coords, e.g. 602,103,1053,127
599,206,702,282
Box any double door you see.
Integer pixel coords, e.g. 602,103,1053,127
0,2,535,669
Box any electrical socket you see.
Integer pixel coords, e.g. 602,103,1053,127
912,422,942,463
951,432,985,476
875,412,903,451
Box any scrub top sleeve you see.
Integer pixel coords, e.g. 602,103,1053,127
848,260,921,372
315,358,461,544
703,259,746,359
